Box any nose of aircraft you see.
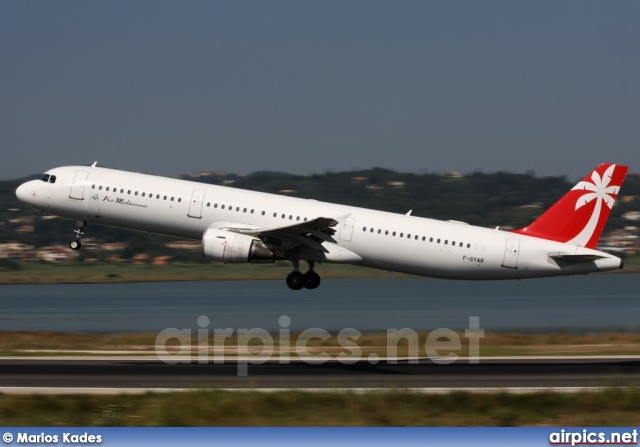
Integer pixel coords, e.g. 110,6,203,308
15,182,32,204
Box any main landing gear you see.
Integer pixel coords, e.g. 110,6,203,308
286,261,321,290
69,220,86,251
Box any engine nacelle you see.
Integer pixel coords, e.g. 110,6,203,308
202,228,275,263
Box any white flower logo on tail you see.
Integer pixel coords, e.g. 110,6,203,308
568,164,619,246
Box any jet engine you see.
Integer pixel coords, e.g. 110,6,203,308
202,228,274,263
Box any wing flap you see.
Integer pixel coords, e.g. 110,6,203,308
231,216,342,254
237,217,339,238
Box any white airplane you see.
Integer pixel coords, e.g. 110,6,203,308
15,162,628,290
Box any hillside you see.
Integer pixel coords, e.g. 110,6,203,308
1,168,639,264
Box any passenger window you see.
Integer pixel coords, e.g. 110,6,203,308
407,234,411,238
467,243,471,248
251,210,254,214
261,211,265,215
222,205,226,209
378,229,381,234
289,215,293,220
121,189,125,193
273,212,277,217
92,185,96,189
437,239,441,243
135,191,138,196
444,240,448,245
296,216,300,221
415,235,418,240
214,204,218,208
393,232,396,236
163,195,167,200
430,237,433,242
171,197,174,201
385,230,389,235
99,186,103,190
459,242,463,247
243,208,247,212
236,207,239,211
452,241,455,246
142,193,145,197
282,214,285,219
304,218,307,221
178,198,182,202
400,233,403,237
422,236,426,241
106,187,110,191
127,190,131,194
156,194,160,199
363,227,367,231
370,228,374,233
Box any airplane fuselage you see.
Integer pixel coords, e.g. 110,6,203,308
15,165,623,283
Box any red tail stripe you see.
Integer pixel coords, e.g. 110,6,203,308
512,163,628,248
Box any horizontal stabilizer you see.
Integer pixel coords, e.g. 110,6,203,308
549,254,606,263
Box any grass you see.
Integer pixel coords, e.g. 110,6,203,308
2,331,640,357
0,261,409,285
2,258,639,285
1,388,640,426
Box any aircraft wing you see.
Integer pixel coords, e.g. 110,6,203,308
236,217,341,253
244,217,337,235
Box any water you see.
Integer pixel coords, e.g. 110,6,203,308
0,275,638,333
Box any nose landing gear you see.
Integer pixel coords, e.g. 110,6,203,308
69,220,86,251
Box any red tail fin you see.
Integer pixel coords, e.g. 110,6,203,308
512,163,628,248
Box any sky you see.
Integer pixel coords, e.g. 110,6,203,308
1,1,639,180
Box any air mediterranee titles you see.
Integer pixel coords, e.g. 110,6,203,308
96,194,149,209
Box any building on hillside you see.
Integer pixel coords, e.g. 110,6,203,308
0,243,36,260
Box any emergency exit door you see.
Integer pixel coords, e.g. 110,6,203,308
69,171,89,200
188,189,206,218
339,217,355,241
502,238,520,269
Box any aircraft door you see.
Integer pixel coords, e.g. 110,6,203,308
69,171,89,200
502,238,520,269
188,189,206,218
339,217,355,241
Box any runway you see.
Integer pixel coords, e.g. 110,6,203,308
1,356,639,393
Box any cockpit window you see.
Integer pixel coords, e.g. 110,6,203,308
40,174,50,182
49,175,56,184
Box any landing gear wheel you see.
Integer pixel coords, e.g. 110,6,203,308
303,271,321,290
286,271,305,290
70,220,86,251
